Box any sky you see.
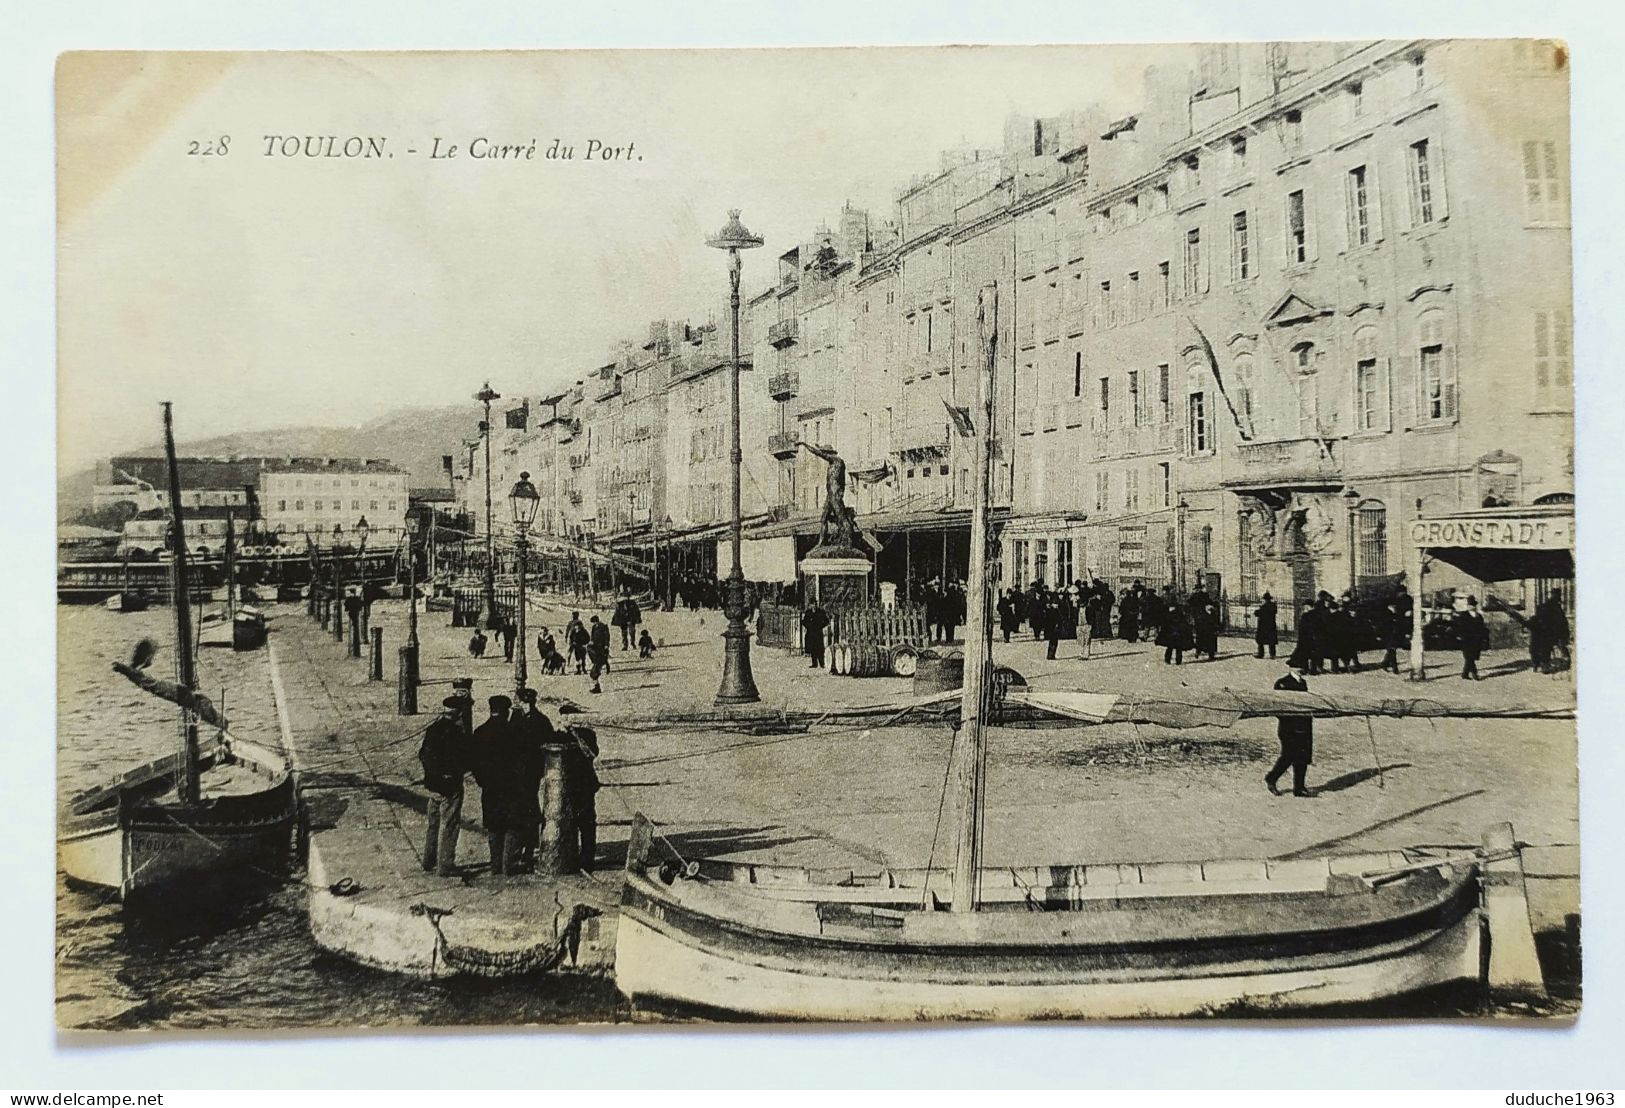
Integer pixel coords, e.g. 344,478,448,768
56,45,1199,471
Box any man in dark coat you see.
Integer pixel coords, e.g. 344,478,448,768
1380,599,1409,674
1044,593,1065,660
588,614,612,693
470,695,522,875
1027,585,1047,641
1529,595,1569,673
801,602,831,669
500,616,517,662
997,589,1018,643
1455,596,1489,679
562,725,602,873
1139,587,1164,643
1193,600,1220,660
566,612,589,674
1157,587,1192,664
1290,595,1326,674
1009,585,1027,636
417,697,467,876
1254,593,1279,659
1090,579,1115,640
1266,663,1315,797
1119,583,1141,642
624,594,642,650
509,687,555,873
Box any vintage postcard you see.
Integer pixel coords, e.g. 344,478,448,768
56,43,1577,1031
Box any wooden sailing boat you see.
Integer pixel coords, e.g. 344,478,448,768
58,403,295,906
199,509,267,651
103,554,150,613
612,287,1538,1020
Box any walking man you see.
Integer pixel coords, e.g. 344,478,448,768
417,697,467,876
1266,663,1315,797
566,611,589,674
1456,595,1488,680
500,616,517,663
588,614,611,693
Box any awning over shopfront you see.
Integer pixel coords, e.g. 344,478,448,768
1410,505,1574,582
1405,504,1574,678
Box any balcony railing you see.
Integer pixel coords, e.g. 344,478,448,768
768,430,801,459
768,370,800,401
767,318,799,348
1227,436,1341,486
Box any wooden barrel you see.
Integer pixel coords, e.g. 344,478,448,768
890,645,920,677
849,644,883,677
831,643,849,675
912,652,964,695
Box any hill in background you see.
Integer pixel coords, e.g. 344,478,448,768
58,405,478,519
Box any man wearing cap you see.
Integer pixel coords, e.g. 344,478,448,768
588,614,612,694
1266,663,1314,797
470,694,522,875
450,676,475,736
510,687,555,872
417,697,468,876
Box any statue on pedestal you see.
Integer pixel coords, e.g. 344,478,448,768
798,441,858,550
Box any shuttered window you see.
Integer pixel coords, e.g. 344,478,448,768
1522,140,1568,225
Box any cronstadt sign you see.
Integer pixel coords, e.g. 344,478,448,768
1410,516,1572,550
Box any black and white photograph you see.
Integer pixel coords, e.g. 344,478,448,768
52,40,1579,1032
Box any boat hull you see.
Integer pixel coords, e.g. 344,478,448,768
614,858,1485,1021
58,740,296,904
616,905,1481,1021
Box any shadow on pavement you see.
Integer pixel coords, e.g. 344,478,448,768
1313,763,1414,794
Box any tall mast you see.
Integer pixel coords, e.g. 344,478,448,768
225,508,237,623
950,285,999,913
162,402,201,803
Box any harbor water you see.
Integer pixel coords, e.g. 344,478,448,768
55,605,627,1031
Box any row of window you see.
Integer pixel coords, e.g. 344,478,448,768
276,499,400,512
273,476,402,490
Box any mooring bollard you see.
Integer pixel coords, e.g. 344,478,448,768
536,742,579,876
397,643,419,714
369,627,384,680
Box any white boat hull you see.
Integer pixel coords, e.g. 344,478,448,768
616,903,1482,1021
58,738,296,904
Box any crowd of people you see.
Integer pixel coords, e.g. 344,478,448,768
417,683,601,878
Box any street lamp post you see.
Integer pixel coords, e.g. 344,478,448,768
349,517,370,657
706,209,764,704
510,471,540,694
399,511,421,714
475,382,502,629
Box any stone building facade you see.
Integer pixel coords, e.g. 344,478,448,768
459,39,1572,614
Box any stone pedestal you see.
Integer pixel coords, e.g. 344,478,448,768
800,543,873,607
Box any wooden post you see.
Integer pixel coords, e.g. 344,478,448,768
1409,553,1426,680
369,626,384,680
1481,822,1547,1000
397,645,418,714
950,285,998,914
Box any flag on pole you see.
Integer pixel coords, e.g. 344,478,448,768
943,399,975,438
1187,316,1252,442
